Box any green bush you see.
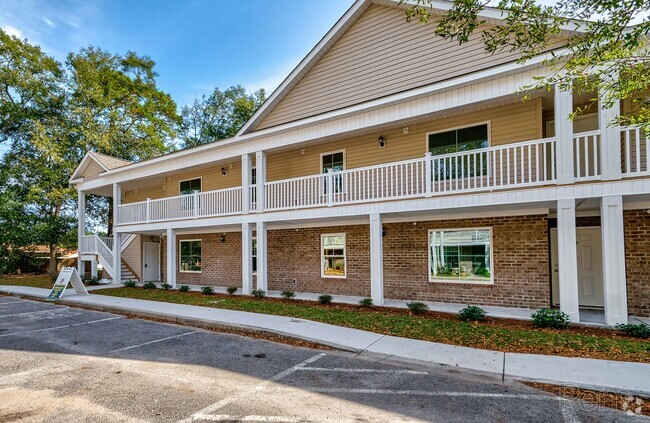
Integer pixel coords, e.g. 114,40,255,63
179,285,190,292
85,276,101,286
160,283,172,290
458,305,487,322
281,290,296,299
251,289,266,299
616,323,650,339
201,286,214,295
142,281,157,290
406,301,429,315
318,294,333,305
122,280,137,288
226,286,238,295
531,308,571,329
359,298,373,308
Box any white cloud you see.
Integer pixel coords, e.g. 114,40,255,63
42,16,55,28
2,24,23,38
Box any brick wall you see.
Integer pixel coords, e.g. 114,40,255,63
382,215,550,308
624,210,650,317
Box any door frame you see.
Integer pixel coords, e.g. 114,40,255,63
142,242,161,282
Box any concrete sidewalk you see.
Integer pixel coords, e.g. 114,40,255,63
2,284,649,396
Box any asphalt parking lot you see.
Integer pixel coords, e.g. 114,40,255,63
0,296,644,423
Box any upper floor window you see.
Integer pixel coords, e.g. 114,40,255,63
180,178,201,195
321,151,345,194
428,123,489,156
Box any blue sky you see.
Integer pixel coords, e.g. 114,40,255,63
0,0,354,154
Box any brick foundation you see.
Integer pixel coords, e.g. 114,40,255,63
624,210,650,317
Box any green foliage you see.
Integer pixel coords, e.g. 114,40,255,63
281,290,296,299
122,280,137,288
160,283,172,290
226,286,238,295
179,85,266,149
401,0,650,131
179,285,190,293
142,281,157,290
85,276,101,286
359,298,373,308
318,294,333,305
458,305,487,322
616,323,650,339
531,308,571,329
407,301,429,315
251,289,266,299
201,286,214,295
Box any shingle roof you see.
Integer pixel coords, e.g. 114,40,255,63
90,152,132,170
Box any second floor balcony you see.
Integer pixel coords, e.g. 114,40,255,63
115,125,647,226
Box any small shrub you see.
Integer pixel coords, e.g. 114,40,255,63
281,290,296,299
407,301,429,315
226,286,238,295
616,323,650,339
318,294,333,305
85,276,101,286
458,305,487,322
160,283,172,290
201,286,215,295
179,285,190,292
142,281,157,290
251,289,266,299
122,280,137,288
359,298,373,308
531,308,571,329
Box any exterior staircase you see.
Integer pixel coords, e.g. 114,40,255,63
80,234,139,282
120,262,138,282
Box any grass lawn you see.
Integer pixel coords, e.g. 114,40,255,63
0,274,53,289
94,287,650,363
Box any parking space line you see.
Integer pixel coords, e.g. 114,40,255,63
0,300,28,306
306,387,557,400
108,331,199,353
0,364,73,385
193,415,300,422
0,307,70,318
179,353,326,423
559,399,582,423
0,316,122,338
296,367,428,375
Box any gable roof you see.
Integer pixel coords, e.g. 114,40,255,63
70,151,131,182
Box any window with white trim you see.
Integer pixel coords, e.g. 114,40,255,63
321,234,346,278
428,228,492,283
321,151,344,194
180,178,201,195
428,123,488,156
179,240,202,272
428,123,489,181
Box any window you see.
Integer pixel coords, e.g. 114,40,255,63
252,237,257,274
179,240,202,272
180,178,201,195
321,151,345,194
428,228,492,283
321,234,346,278
428,123,489,156
250,167,257,205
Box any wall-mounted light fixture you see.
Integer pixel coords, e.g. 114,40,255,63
221,167,227,176
378,135,385,149
219,233,226,243
382,226,387,238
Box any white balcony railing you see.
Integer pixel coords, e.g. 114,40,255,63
622,125,649,176
573,130,601,181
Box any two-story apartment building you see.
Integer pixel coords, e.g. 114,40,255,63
70,0,650,326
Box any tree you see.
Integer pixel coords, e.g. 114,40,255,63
179,85,266,149
401,0,650,130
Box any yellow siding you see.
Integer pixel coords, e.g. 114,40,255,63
123,184,165,204
267,99,542,181
83,160,105,180
256,5,562,130
121,235,141,280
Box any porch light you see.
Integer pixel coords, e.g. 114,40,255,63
221,167,227,176
378,135,385,149
220,233,226,243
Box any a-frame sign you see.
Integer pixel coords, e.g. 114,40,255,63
47,267,89,301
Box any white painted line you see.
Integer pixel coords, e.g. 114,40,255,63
0,316,122,338
296,367,428,375
0,307,69,318
179,353,326,423
193,415,300,422
0,300,28,306
559,399,582,423
306,387,556,400
108,331,198,353
0,364,71,385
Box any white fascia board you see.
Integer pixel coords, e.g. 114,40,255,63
70,152,109,183
114,179,650,233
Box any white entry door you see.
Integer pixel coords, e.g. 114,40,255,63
143,242,160,282
550,227,604,307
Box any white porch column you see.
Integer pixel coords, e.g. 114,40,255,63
112,183,122,283
255,221,267,291
90,259,98,279
255,151,266,213
554,84,575,184
242,154,251,214
557,199,580,322
166,227,177,288
601,196,628,325
369,213,384,305
77,190,85,274
599,73,622,181
241,222,253,294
